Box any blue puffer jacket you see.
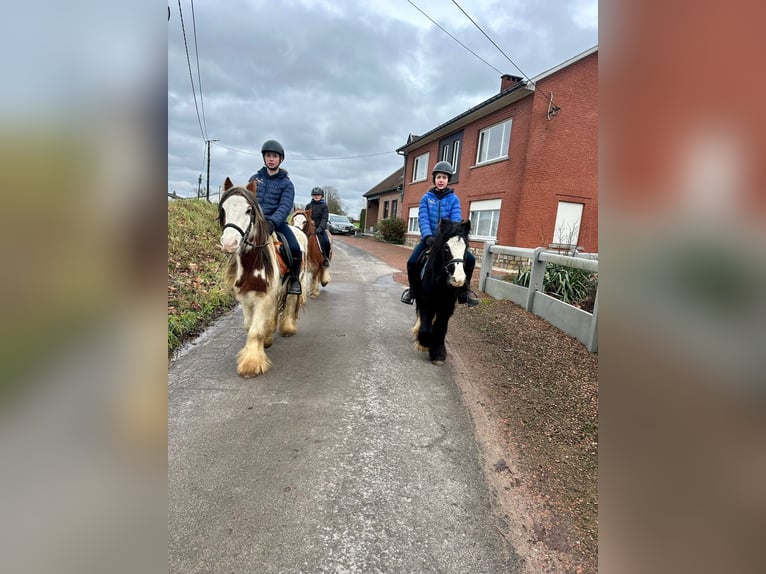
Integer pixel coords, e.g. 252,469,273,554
418,187,463,238
248,167,295,226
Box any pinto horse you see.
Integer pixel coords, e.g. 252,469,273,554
291,210,332,298
218,178,308,377
411,219,472,365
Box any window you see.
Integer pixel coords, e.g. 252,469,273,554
469,199,501,239
391,199,398,219
439,131,463,182
476,119,512,164
552,201,583,246
412,152,429,182
383,201,389,219
407,207,419,234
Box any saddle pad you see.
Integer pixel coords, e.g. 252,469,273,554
273,241,290,276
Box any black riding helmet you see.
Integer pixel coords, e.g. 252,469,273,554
432,160,454,183
311,187,324,197
261,139,285,160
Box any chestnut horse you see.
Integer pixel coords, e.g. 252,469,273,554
218,178,308,377
411,219,471,365
291,210,332,299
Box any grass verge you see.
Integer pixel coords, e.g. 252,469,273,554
168,199,236,357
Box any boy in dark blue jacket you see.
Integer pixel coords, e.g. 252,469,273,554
248,139,303,295
401,161,479,306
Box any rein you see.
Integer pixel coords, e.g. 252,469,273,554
443,256,465,274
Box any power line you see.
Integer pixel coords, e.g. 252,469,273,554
450,0,557,110
406,0,503,75
190,0,208,139
214,142,396,160
177,0,206,140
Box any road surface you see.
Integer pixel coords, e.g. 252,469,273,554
168,239,520,573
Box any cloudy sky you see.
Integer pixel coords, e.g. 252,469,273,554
168,0,598,216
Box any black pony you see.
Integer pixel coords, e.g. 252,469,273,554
411,219,472,365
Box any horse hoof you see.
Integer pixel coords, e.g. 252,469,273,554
431,359,445,366
310,293,319,299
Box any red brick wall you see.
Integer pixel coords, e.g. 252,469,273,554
401,51,598,253
515,52,598,251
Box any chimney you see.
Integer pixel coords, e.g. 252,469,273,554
500,74,524,92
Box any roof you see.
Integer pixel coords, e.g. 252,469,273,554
397,45,598,154
363,167,404,198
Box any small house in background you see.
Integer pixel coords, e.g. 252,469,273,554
394,46,598,263
361,168,404,233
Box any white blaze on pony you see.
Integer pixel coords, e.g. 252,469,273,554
444,235,467,287
219,193,252,254
218,178,308,377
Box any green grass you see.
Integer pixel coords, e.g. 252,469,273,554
168,199,236,357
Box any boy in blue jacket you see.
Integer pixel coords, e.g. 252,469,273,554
248,139,303,295
401,161,479,307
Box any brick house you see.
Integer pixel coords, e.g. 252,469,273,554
361,168,404,232
396,46,598,260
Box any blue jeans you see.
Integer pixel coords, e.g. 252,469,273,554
275,220,301,262
316,228,331,257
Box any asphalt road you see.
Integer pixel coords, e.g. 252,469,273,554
168,239,520,573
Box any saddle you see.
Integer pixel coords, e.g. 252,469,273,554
272,231,293,276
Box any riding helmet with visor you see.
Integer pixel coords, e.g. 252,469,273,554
261,139,285,160
432,160,454,182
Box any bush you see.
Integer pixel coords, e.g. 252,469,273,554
375,217,406,244
515,263,597,310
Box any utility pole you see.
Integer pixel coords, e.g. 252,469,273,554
197,174,202,198
206,139,219,202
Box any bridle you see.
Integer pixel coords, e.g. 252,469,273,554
442,239,466,276
219,187,266,249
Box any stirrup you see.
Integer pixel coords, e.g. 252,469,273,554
322,258,330,268
464,289,480,307
400,289,414,305
287,278,302,295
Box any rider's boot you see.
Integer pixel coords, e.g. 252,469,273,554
401,264,418,305
287,258,302,295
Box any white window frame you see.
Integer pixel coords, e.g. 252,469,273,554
412,152,429,182
476,119,512,164
407,207,419,234
469,199,501,240
552,201,583,246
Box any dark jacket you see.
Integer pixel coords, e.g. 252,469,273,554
248,167,295,227
418,187,463,238
305,199,329,232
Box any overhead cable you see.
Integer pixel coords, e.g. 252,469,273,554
406,0,503,75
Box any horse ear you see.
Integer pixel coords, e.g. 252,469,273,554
224,177,233,190
246,180,257,195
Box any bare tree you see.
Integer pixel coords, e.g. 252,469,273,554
322,185,345,215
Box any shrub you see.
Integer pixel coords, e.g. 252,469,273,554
515,263,597,309
376,217,406,244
